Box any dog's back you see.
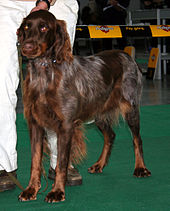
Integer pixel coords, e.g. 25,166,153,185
57,50,142,125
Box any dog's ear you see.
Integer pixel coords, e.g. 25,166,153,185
17,18,26,44
53,19,73,63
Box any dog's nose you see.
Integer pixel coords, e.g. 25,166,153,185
23,43,34,52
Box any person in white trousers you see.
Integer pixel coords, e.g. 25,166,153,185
0,0,82,192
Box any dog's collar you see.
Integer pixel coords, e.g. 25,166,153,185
29,58,56,83
40,59,57,67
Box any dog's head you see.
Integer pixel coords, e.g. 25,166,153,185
17,10,73,63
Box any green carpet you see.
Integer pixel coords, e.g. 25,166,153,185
0,105,170,211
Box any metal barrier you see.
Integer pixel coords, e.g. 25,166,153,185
127,9,170,25
127,8,170,78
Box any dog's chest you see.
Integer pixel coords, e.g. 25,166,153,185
25,68,61,128
29,63,54,92
27,89,61,129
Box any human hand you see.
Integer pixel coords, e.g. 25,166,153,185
30,1,48,13
143,0,152,6
108,0,118,6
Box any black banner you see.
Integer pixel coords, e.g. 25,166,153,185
75,25,170,39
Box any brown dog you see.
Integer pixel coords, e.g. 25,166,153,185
17,10,151,203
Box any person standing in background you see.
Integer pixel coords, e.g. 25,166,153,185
96,0,130,50
141,0,165,9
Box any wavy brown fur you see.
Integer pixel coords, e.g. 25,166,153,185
17,10,151,203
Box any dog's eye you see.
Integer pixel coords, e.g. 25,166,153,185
24,25,29,31
40,26,48,33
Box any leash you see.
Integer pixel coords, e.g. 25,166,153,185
0,160,48,193
17,42,24,97
0,162,24,192
6,172,25,191
0,168,48,193
1,44,49,193
38,164,49,194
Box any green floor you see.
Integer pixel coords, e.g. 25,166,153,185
0,105,170,210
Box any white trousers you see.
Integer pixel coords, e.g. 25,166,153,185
0,0,78,172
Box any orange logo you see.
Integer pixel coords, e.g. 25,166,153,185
157,25,170,32
96,25,114,33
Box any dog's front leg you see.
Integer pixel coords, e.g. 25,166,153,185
45,126,72,203
19,121,44,201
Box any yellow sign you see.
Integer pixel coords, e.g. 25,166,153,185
88,25,122,38
124,46,135,59
148,48,159,68
150,25,170,37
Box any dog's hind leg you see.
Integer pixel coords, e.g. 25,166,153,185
88,120,115,173
19,120,45,201
124,105,151,177
120,56,151,177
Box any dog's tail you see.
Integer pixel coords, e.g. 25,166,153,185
70,121,86,164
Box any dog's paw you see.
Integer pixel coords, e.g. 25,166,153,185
44,190,65,203
88,164,103,174
18,187,37,201
133,168,151,177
